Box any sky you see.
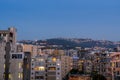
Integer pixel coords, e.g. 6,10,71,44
0,0,120,41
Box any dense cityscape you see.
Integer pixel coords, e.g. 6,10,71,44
0,0,120,80
0,27,120,80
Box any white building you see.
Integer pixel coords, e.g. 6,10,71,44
31,55,46,80
0,27,17,80
9,52,24,80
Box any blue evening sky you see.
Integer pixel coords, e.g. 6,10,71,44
0,0,120,41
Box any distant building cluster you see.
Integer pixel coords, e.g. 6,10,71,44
0,27,120,80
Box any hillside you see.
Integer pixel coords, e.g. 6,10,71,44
18,38,117,49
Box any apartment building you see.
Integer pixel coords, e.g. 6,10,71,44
47,57,62,80
23,52,31,80
0,39,6,80
61,56,73,79
22,44,42,58
0,27,17,80
31,55,62,80
110,52,120,80
31,54,73,80
0,27,17,52
31,55,46,80
9,52,24,80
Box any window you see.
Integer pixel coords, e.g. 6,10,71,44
12,54,22,59
116,62,119,68
4,55,6,59
9,32,13,37
48,67,56,70
117,71,119,75
34,66,45,71
52,58,57,62
57,63,60,66
9,74,12,79
32,63,34,65
32,59,34,61
18,54,22,59
35,76,44,79
57,77,60,80
4,64,5,69
18,73,21,78
12,54,17,59
57,73,60,75
19,63,22,69
18,73,23,79
3,34,6,36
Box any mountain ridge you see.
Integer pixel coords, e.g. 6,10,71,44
18,38,117,49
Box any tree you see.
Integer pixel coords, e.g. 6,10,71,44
92,74,107,80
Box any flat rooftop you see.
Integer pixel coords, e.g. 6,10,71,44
0,30,10,33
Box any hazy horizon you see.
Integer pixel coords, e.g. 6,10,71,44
17,37,119,42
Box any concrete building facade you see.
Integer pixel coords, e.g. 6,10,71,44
0,39,6,80
9,52,24,80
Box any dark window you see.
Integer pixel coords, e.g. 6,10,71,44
117,71,119,75
3,34,6,36
57,73,60,75
116,62,118,68
12,54,22,59
4,55,6,59
35,76,44,79
12,54,17,59
18,54,22,58
10,32,13,37
9,40,13,43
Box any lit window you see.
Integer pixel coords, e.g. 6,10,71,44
57,77,59,80
48,67,56,70
27,64,29,69
18,73,23,79
52,58,56,62
57,63,60,66
9,74,12,79
116,55,119,60
4,64,5,69
34,66,45,71
38,66,45,71
19,63,22,69
112,63,115,67
18,73,21,78
37,58,44,61
40,59,44,61
32,59,34,61
21,73,23,79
